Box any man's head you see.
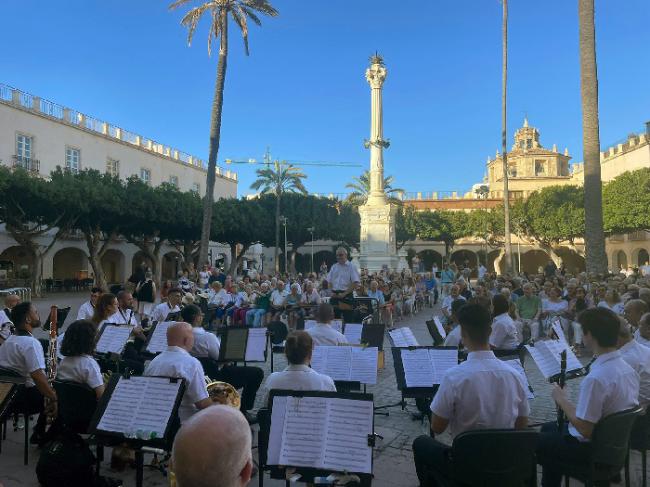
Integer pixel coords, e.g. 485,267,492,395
578,307,620,350
370,280,378,292
167,288,183,307
116,291,133,310
285,331,314,365
10,302,40,331
457,303,492,348
450,299,466,324
450,285,460,298
639,313,650,340
617,316,633,348
335,247,348,265
180,304,203,328
522,283,534,297
316,303,334,324
638,288,650,308
90,287,103,306
276,280,285,291
167,322,194,352
624,299,648,327
4,294,20,310
172,405,252,487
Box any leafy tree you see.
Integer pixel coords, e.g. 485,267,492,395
330,201,361,249
603,168,650,235
160,185,203,269
250,162,307,272
170,0,279,267
345,171,404,206
467,207,507,273
417,210,471,263
396,205,419,249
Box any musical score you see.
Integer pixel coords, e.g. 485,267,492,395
311,346,378,384
96,324,134,355
400,348,457,387
389,328,419,347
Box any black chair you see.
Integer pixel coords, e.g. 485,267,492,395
0,367,31,465
0,381,18,454
257,407,289,487
52,380,97,434
553,406,644,486
430,429,538,487
627,409,650,487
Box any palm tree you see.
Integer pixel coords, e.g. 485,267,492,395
345,171,405,206
250,162,307,273
579,0,608,274
501,0,514,275
169,0,279,267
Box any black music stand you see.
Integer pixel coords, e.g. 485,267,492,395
425,319,445,346
217,325,268,364
263,390,375,487
43,306,71,331
94,323,135,373
142,321,176,357
89,374,186,487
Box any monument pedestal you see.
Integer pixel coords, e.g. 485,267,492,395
358,202,399,272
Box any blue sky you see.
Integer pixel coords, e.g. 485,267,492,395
2,0,649,196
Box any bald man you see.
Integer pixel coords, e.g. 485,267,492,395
172,405,253,487
624,299,649,329
144,322,212,423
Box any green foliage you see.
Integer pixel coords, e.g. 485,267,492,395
396,205,419,248
345,170,404,206
250,163,307,196
603,168,650,235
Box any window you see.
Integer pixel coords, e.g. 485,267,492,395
106,158,120,177
191,182,200,194
16,134,33,160
526,139,533,149
169,175,179,188
140,167,151,184
535,159,546,176
65,147,80,173
508,164,517,178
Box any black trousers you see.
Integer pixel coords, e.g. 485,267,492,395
215,365,264,412
537,422,593,487
412,435,452,487
13,385,47,435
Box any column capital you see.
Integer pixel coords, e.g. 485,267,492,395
366,54,387,89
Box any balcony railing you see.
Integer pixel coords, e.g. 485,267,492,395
12,155,40,173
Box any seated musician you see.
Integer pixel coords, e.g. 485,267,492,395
57,319,105,399
306,303,348,346
76,287,103,321
327,247,360,320
181,305,263,421
536,307,640,487
151,287,182,324
90,293,119,329
442,299,466,347
617,317,650,406
108,291,139,326
490,294,520,350
262,331,336,405
144,321,212,423
412,304,529,487
0,302,58,444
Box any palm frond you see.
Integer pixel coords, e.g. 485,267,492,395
180,4,214,47
168,0,194,11
230,6,250,55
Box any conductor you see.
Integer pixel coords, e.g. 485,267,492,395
327,247,360,320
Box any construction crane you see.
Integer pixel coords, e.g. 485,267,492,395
224,147,363,169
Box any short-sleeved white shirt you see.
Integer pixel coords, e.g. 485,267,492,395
306,323,348,346
190,327,221,361
270,289,289,307
570,350,639,441
635,329,650,348
490,313,520,349
542,299,569,315
430,350,530,439
619,339,650,406
77,300,95,321
262,364,336,405
0,334,45,387
443,324,462,347
327,261,360,291
108,308,138,326
442,295,465,314
151,303,180,324
57,355,104,390
144,346,209,423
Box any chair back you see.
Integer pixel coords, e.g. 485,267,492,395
0,367,25,384
197,357,221,380
591,406,644,467
267,321,288,345
257,407,271,468
630,407,650,450
450,429,538,486
53,380,98,434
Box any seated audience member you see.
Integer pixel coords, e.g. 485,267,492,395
490,294,520,350
441,285,465,321
246,282,271,327
306,303,348,346
443,299,466,347
412,304,529,487
536,308,640,487
270,280,289,318
515,283,541,342
0,302,57,444
0,294,20,343
625,299,649,329
57,319,105,399
144,322,212,423
77,287,103,321
172,405,253,487
151,287,183,323
636,312,650,347
617,317,650,406
91,293,119,329
262,331,336,404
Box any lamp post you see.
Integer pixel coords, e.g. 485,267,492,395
307,226,315,274
280,216,288,275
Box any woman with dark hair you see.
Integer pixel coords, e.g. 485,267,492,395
91,293,118,328
490,294,519,350
57,320,105,398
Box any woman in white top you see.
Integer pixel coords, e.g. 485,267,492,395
540,287,569,337
262,331,336,405
598,289,625,315
57,320,105,398
490,294,519,349
306,303,348,346
90,293,119,331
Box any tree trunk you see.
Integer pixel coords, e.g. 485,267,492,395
83,229,108,292
274,190,281,274
199,12,229,267
579,0,608,274
228,243,251,277
183,241,196,269
501,0,514,275
494,247,506,274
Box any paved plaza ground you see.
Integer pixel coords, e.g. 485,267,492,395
0,292,647,486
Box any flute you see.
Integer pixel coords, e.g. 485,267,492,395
556,349,567,430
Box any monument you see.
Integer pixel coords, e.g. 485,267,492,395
357,54,401,272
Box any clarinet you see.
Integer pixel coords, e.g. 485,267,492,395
46,306,58,424
556,349,567,430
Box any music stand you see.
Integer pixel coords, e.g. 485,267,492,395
43,306,71,331
94,323,135,373
217,325,268,363
143,321,175,357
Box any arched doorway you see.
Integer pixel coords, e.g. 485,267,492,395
634,248,649,267
162,252,182,281
53,248,87,279
132,251,154,277
417,249,443,273
0,245,35,280
450,249,478,276
614,250,628,271
555,247,586,275
101,249,125,284
520,250,549,275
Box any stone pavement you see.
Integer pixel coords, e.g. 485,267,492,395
0,292,647,486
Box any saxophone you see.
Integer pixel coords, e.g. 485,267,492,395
45,305,58,423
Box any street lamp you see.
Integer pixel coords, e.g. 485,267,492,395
280,216,288,275
307,226,315,274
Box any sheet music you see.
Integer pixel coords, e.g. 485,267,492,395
433,316,447,339
350,347,378,385
429,349,458,384
311,346,378,384
525,340,582,379
323,398,373,473
304,320,317,330
331,319,343,333
504,359,535,400
146,321,174,354
224,328,247,360
545,339,583,372
96,324,134,355
245,328,267,362
401,349,435,387
389,327,419,347
96,376,181,439
344,323,363,345
278,396,328,468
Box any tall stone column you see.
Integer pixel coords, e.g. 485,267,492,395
365,55,389,204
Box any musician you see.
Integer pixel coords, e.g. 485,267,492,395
306,303,348,346
262,331,336,405
144,321,212,423
77,287,103,320
108,291,139,326
536,308,639,487
57,319,105,399
624,299,649,329
442,299,466,347
412,304,529,486
0,302,57,444
617,318,650,406
181,305,264,419
636,312,650,347
441,285,465,321
490,294,520,350
151,287,182,323
327,247,360,319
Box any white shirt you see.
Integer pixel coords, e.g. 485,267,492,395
327,261,360,291
198,271,210,286
0,334,45,387
108,308,138,326
490,313,520,350
144,346,209,423
0,310,12,341
190,327,221,361
542,299,569,315
430,350,530,439
597,301,625,315
306,324,348,346
301,290,321,306
271,289,289,307
635,329,650,348
262,364,336,405
151,303,180,323
57,355,103,390
442,294,465,314
443,325,462,347
77,300,95,321
619,339,650,406
478,265,487,279
570,350,639,441
208,289,229,307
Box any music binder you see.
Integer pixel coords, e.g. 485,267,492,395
388,327,419,347
217,326,267,362
144,321,176,355
311,345,379,385
426,317,447,346
391,346,459,391
95,323,134,356
343,323,386,350
267,390,374,478
525,340,584,380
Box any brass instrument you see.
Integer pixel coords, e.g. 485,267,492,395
204,377,241,409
